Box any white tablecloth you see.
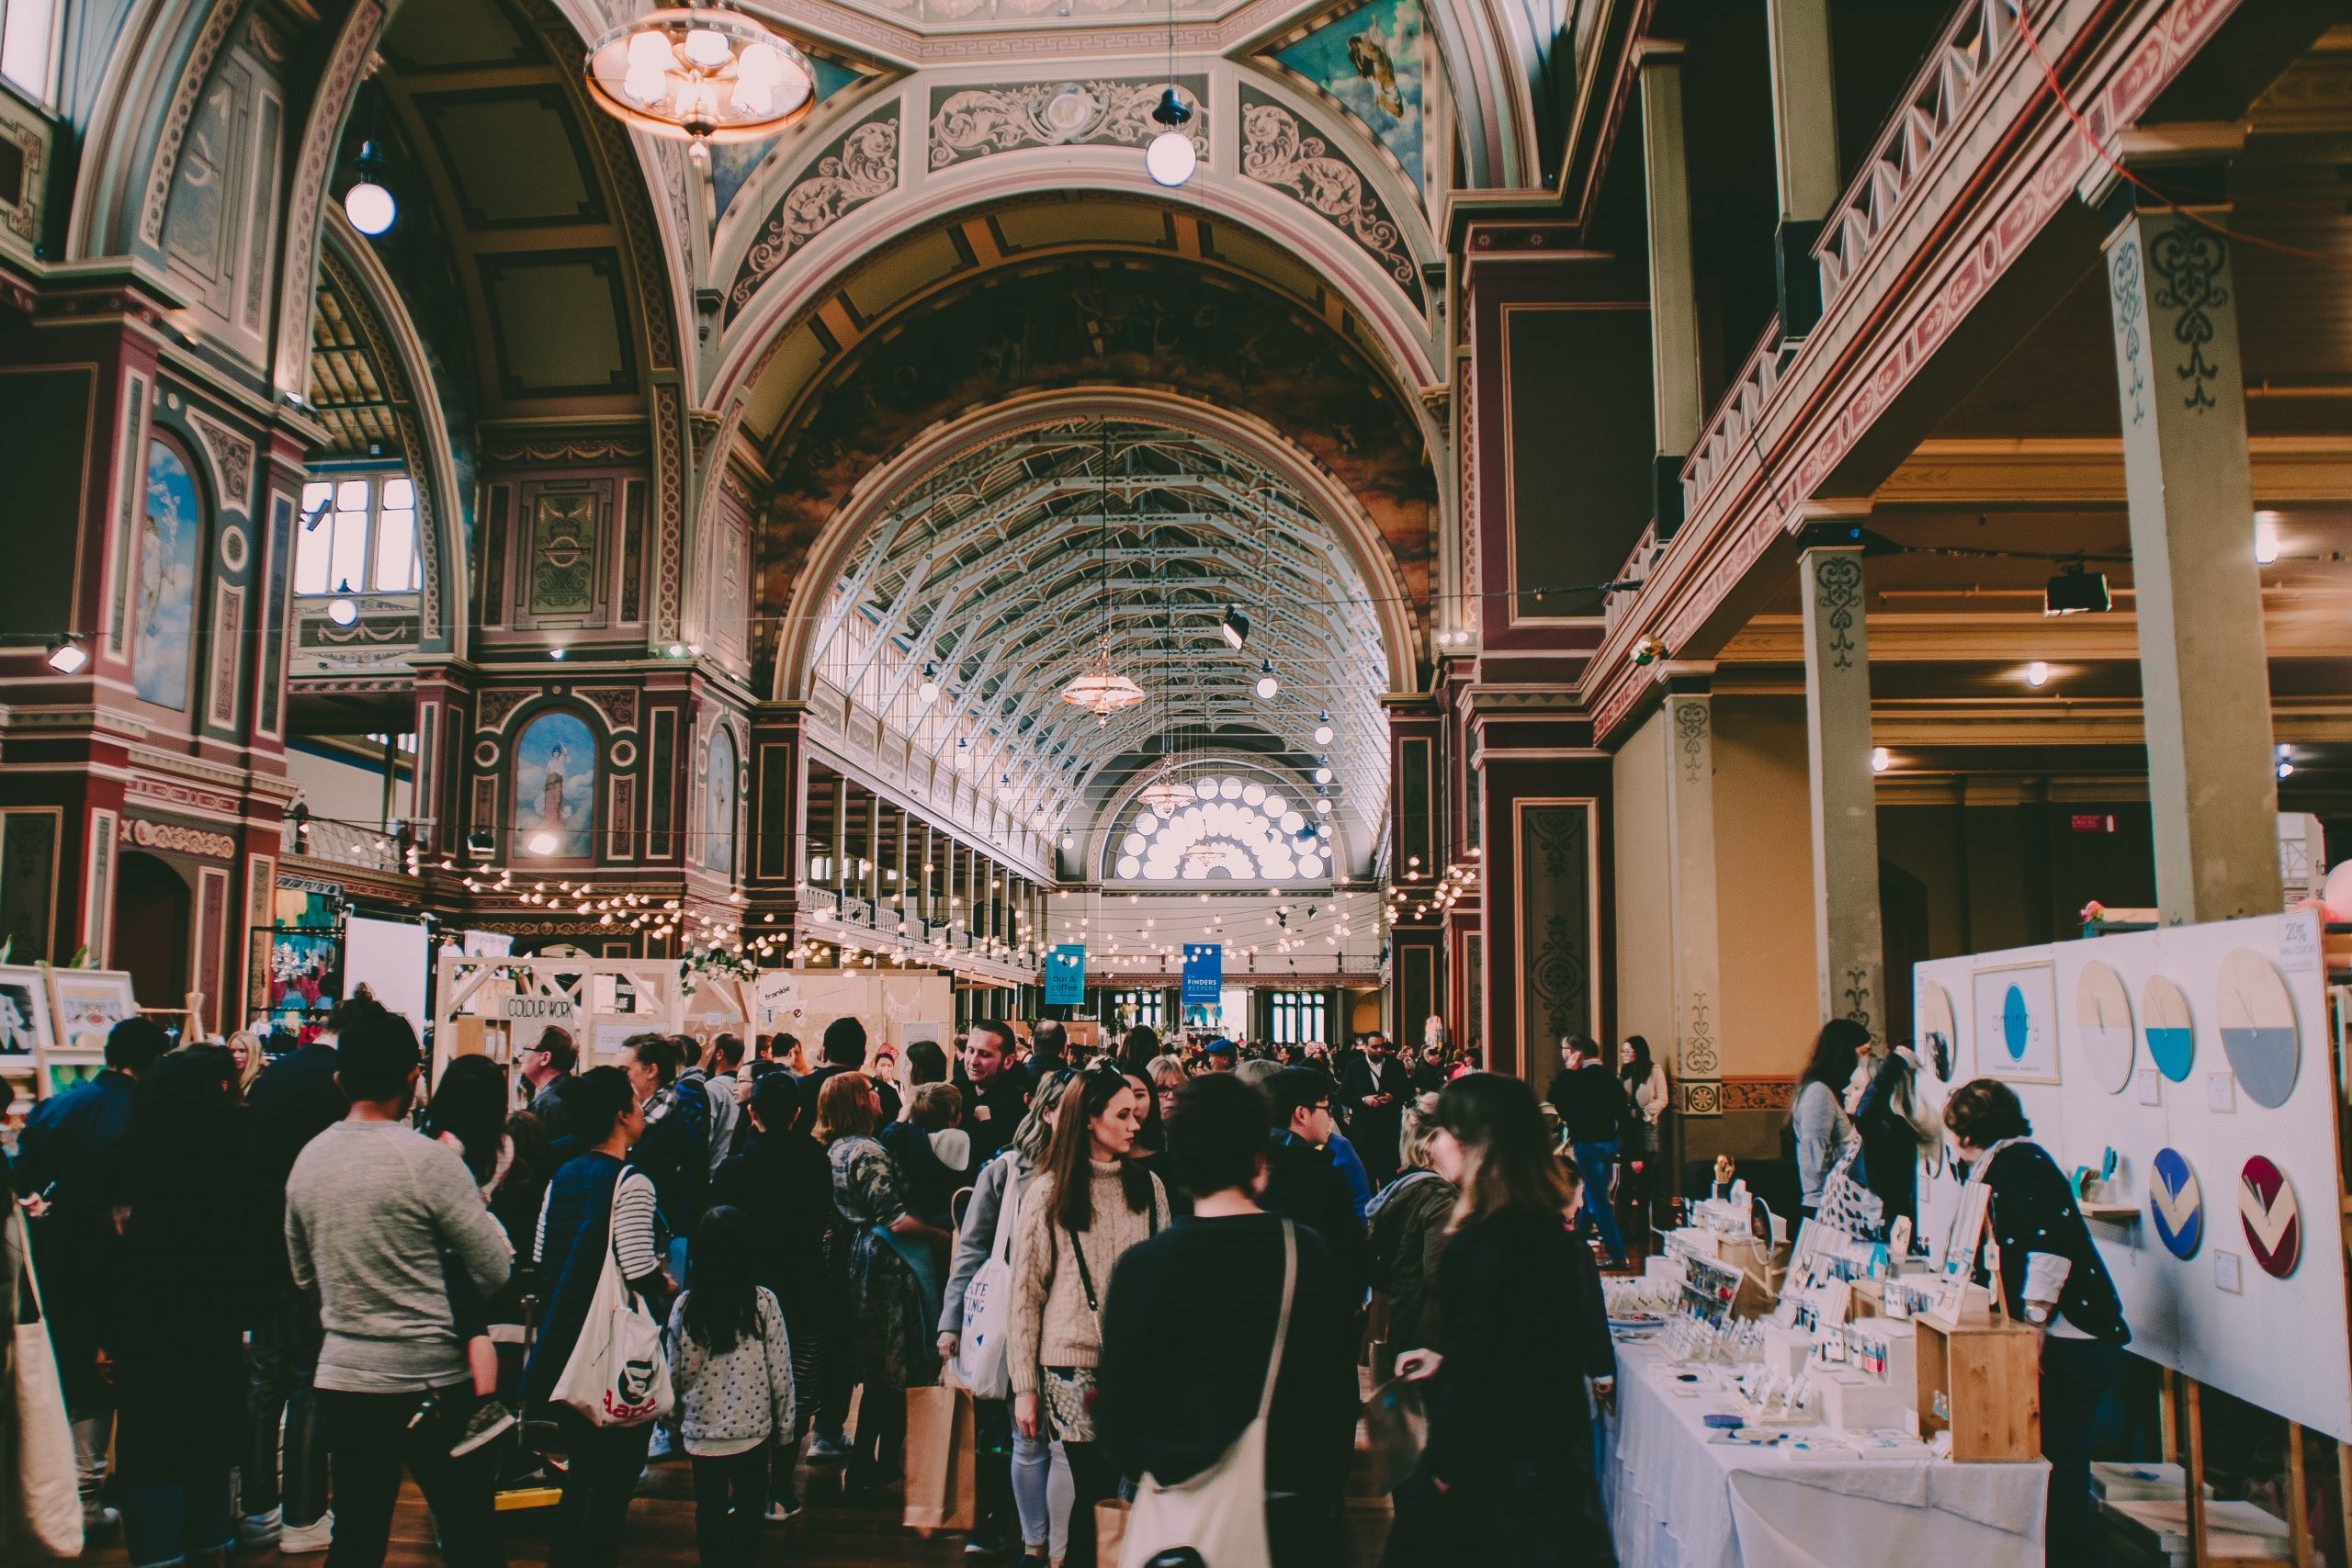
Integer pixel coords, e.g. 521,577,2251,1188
1602,1342,2048,1568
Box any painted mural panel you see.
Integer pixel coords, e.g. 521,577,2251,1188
1272,0,1430,197
135,438,203,709
514,711,596,859
707,727,739,875
710,58,859,223
527,491,600,616
1517,801,1593,1054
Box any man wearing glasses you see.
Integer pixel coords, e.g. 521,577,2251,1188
1257,1066,1369,1303
519,1025,577,1143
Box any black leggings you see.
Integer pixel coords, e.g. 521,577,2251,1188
1058,1439,1118,1568
691,1449,767,1568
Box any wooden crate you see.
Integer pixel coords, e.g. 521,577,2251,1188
1915,1316,2041,1462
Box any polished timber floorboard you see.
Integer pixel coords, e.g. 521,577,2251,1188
86,1453,1396,1568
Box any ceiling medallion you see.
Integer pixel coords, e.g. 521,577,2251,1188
584,5,818,148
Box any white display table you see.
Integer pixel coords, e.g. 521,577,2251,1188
1602,1340,2049,1568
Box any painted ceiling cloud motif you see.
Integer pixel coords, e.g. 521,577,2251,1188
1270,0,1431,199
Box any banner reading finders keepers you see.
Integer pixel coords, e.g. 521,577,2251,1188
1182,943,1221,1008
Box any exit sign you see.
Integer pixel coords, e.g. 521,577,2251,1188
2071,814,2118,835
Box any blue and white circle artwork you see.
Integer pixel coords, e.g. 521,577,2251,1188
2149,1146,2203,1260
2002,985,2030,1060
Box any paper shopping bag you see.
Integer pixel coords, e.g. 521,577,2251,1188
1361,1376,1429,1494
1094,1497,1129,1565
902,1379,977,1536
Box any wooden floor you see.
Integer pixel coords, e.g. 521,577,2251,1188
85,1451,1396,1567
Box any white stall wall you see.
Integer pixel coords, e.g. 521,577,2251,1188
1914,911,2351,1440
345,916,429,1028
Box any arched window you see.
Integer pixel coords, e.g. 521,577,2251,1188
135,435,204,711
1108,773,1333,884
513,710,597,862
705,727,739,876
296,471,418,596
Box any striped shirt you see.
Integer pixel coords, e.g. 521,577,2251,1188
537,1164,662,1280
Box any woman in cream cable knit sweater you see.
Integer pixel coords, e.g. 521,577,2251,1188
1008,1065,1170,1568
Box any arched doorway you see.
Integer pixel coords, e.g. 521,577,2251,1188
114,851,191,1010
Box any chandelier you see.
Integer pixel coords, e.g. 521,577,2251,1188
584,5,817,145
1182,840,1231,869
1059,424,1146,725
1139,776,1195,816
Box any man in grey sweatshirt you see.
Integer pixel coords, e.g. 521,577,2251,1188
286,1011,513,1568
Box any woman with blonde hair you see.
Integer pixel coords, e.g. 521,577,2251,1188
1389,1074,1613,1567
1365,1092,1455,1379
1007,1065,1169,1566
224,1029,265,1097
816,1071,946,1491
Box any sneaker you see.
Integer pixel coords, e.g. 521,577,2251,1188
238,1508,283,1548
82,1502,119,1534
806,1431,846,1461
763,1499,799,1524
645,1426,674,1461
449,1398,516,1459
279,1513,334,1554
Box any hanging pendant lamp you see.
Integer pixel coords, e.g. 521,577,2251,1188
1061,423,1146,725
585,3,818,147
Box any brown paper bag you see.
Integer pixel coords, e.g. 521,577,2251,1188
1362,1375,1429,1494
902,1379,977,1536
1094,1496,1129,1564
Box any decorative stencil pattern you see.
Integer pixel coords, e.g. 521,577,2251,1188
1237,90,1419,308
927,78,1204,169
727,107,900,321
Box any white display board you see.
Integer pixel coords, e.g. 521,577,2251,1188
754,970,953,1056
345,916,429,1027
1913,910,2352,1440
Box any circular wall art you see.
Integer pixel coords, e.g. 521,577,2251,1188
2075,960,2135,1094
2149,1147,2202,1259
471,739,499,769
1917,980,1958,1082
2239,1155,2301,1279
2217,948,2300,1110
2142,975,2196,1083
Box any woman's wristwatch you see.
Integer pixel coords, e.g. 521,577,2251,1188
2024,1303,2052,1326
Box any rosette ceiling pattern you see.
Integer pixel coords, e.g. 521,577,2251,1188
810,416,1389,869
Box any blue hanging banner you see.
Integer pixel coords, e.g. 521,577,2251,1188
1046,944,1086,1007
1182,943,1223,1008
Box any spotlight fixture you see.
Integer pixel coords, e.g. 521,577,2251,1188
1313,713,1333,747
550,647,567,661
1870,746,1892,773
1145,85,1196,187
2042,564,2111,616
327,581,358,626
1219,604,1250,650
667,641,687,658
44,634,88,675
2025,660,2049,688
343,141,396,235
526,830,560,856
1254,660,1278,700
919,662,940,704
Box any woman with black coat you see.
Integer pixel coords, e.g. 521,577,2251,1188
114,1045,250,1568
1386,1073,1615,1568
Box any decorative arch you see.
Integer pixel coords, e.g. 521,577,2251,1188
316,217,469,658
702,719,742,877
772,387,1421,705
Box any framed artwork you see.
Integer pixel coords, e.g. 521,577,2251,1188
45,969,139,1052
1916,979,1959,1082
44,1058,105,1097
514,710,596,860
0,964,53,1055
1971,962,2060,1084
262,929,343,1018
134,436,203,710
705,727,738,876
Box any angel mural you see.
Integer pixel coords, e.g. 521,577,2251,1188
515,711,597,859
135,439,203,709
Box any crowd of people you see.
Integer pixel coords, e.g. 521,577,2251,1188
8,1008,1627,1568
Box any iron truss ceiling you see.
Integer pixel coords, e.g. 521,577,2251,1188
808,416,1389,858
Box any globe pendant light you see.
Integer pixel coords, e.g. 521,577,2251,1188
343,141,396,235
585,4,818,147
1146,88,1196,187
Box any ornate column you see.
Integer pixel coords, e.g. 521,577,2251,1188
1639,41,1702,536
1765,0,1839,335
2095,143,2280,924
1798,522,1883,1034
1663,675,1723,1118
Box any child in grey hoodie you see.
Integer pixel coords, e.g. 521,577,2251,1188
668,1205,797,1568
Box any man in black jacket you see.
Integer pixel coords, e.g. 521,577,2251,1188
1546,1037,1631,1266
952,1018,1028,1167
17,1014,172,1531
1027,1018,1070,1083
1098,1073,1359,1567
1338,1034,1410,1189
1256,1067,1367,1304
